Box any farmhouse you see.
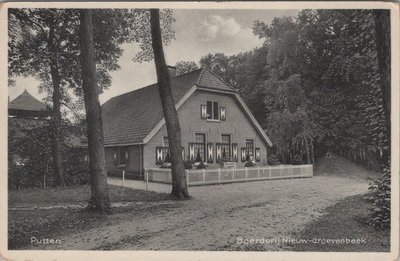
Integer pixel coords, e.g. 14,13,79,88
102,68,272,179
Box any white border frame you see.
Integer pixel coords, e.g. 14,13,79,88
1,2,399,261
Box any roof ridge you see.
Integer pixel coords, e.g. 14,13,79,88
200,68,237,92
174,67,203,78
103,83,157,105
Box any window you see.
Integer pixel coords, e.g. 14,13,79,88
163,136,169,148
220,134,231,158
115,147,128,165
194,133,206,161
206,101,219,120
221,134,231,144
245,139,254,160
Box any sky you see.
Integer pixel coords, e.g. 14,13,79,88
8,9,298,105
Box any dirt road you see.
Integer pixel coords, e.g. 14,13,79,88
26,176,368,251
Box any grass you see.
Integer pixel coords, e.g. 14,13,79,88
286,194,390,252
8,185,175,249
9,184,171,207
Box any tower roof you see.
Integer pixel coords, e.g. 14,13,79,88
9,89,48,112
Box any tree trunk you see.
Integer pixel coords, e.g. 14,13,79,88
79,9,111,213
374,10,391,166
48,23,65,187
150,9,189,199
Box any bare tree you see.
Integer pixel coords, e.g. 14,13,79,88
150,9,189,199
79,9,111,212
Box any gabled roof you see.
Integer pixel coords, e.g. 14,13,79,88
9,89,47,111
102,69,204,146
101,68,272,147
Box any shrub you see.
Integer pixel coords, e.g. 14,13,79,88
160,162,171,169
244,160,254,168
64,147,90,186
366,163,391,229
8,122,53,189
196,161,206,169
8,165,44,190
244,154,254,167
184,160,193,169
8,120,89,189
292,154,304,165
267,154,281,166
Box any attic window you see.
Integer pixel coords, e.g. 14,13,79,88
207,101,219,120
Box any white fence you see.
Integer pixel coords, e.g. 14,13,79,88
145,164,313,186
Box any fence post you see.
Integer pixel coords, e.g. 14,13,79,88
257,166,260,180
232,167,235,181
186,170,189,186
122,170,125,186
290,166,293,178
218,168,221,184
145,170,149,191
245,167,248,181
203,169,206,183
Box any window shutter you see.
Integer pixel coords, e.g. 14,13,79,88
113,151,118,166
189,143,195,162
241,148,247,162
220,107,226,121
216,144,222,163
255,148,261,162
200,104,207,119
207,143,214,163
156,147,164,165
232,143,238,162
125,148,129,163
